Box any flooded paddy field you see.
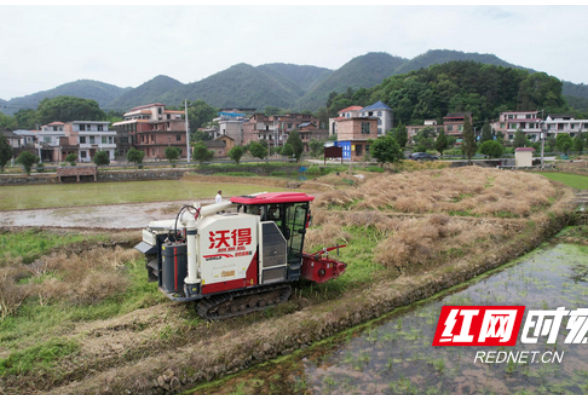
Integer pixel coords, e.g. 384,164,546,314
0,180,294,211
193,243,588,395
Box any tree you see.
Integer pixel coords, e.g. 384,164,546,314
65,153,77,166
228,146,244,164
308,139,325,158
480,121,493,143
186,100,218,132
15,150,36,175
14,109,37,130
192,141,214,164
495,131,504,145
572,135,585,154
0,133,13,172
556,133,573,156
513,130,527,148
281,143,294,158
393,121,408,148
413,127,436,150
285,129,304,162
370,134,403,166
127,147,145,169
478,140,504,159
36,96,106,125
461,117,477,163
164,146,182,167
435,128,449,156
249,141,268,162
0,112,17,130
93,150,110,167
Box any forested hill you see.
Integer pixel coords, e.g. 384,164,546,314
327,61,568,125
3,50,587,114
2,80,127,114
294,52,408,111
105,75,183,111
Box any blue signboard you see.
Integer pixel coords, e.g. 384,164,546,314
334,141,351,160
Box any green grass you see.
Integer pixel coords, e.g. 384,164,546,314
0,230,107,264
535,172,588,190
0,258,165,353
0,337,80,377
0,180,295,210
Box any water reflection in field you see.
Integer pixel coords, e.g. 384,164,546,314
194,244,588,395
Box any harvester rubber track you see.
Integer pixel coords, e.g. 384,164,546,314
196,283,292,320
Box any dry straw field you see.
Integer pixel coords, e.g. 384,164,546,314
307,167,560,275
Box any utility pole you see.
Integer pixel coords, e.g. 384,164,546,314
185,100,191,163
36,123,41,160
539,109,545,170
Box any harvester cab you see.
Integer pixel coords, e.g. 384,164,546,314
135,192,346,320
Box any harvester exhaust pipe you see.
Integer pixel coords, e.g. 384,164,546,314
184,218,201,297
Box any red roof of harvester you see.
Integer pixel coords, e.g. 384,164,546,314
515,147,535,152
231,192,314,205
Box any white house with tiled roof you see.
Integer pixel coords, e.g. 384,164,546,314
359,101,393,136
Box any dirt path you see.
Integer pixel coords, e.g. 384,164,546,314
0,200,214,229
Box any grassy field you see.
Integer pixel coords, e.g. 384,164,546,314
0,180,296,210
535,172,588,190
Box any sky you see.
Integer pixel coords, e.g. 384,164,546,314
1,5,588,100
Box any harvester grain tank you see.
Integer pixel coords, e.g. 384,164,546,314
135,192,346,319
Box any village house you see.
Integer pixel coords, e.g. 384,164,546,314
112,103,188,160
545,114,588,138
298,122,329,152
243,112,319,148
358,101,393,136
443,112,472,140
63,121,116,163
491,111,542,142
333,115,378,161
329,105,363,136
406,119,443,144
36,122,66,162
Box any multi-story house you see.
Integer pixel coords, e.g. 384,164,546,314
406,119,443,144
333,116,378,161
545,114,588,138
64,121,116,162
243,113,319,148
37,122,66,162
297,122,329,152
214,110,248,144
443,112,472,139
112,103,188,160
3,128,21,149
491,111,542,142
329,106,363,136
358,101,393,136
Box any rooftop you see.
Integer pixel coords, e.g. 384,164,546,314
444,112,472,119
230,192,315,205
515,147,535,152
338,105,363,113
361,101,392,112
130,103,166,111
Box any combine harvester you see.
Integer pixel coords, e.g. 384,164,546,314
135,192,346,320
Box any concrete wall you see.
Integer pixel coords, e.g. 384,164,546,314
0,169,187,186
337,119,378,141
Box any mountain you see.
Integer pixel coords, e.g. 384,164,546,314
105,75,183,111
392,49,530,75
257,63,332,93
158,63,305,110
3,80,127,115
295,52,408,111
4,50,588,115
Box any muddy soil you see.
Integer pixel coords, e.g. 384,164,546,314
0,200,214,229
